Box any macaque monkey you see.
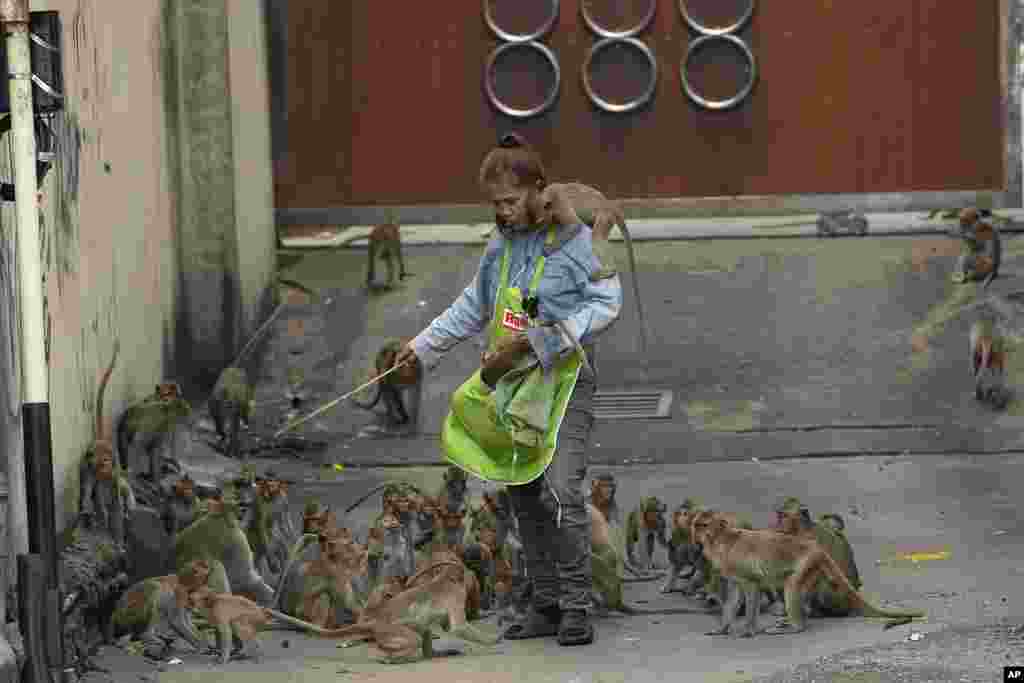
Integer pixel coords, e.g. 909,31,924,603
244,477,290,578
173,491,276,606
276,525,368,629
626,496,671,571
117,382,192,481
336,216,410,290
952,207,1001,289
662,499,707,595
162,474,200,537
588,473,621,525
110,559,215,659
588,502,710,616
186,586,367,664
690,510,922,638
970,312,1011,408
351,338,422,430
771,499,862,619
437,465,469,515
538,181,648,354
209,366,255,460
79,343,135,543
324,559,498,664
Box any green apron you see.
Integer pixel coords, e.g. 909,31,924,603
441,227,583,485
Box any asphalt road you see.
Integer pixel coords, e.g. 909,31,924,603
86,233,1024,682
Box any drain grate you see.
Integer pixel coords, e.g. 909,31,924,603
593,389,674,420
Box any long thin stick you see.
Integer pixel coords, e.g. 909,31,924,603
274,359,412,437
232,302,286,368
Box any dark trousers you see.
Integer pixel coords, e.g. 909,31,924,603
506,350,595,613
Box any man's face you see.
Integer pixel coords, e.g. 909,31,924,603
487,177,542,232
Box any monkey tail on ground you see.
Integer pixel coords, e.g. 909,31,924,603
801,545,925,630
264,607,365,637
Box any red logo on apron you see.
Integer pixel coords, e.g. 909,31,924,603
502,309,528,332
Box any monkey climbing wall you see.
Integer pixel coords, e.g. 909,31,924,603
277,0,1006,209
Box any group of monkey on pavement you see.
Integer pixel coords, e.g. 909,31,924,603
94,461,925,666
68,158,1003,664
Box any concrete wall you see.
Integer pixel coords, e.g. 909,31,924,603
0,0,276,533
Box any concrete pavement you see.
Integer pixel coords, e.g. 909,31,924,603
84,217,1024,681
93,454,1024,683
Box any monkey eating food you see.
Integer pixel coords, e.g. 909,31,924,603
689,509,923,637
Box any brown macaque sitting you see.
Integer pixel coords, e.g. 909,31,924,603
109,559,215,659
117,381,192,481
79,343,133,543
162,474,200,538
243,477,293,580
351,338,423,432
275,525,368,630
326,557,498,664
368,509,416,585
588,473,621,525
952,207,1001,288
970,312,1011,408
770,498,862,621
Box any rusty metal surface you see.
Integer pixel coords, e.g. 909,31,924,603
279,0,1005,207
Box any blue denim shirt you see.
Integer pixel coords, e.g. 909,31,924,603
411,224,623,372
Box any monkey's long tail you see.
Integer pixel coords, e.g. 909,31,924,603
265,609,374,639
819,552,925,628
615,217,649,356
